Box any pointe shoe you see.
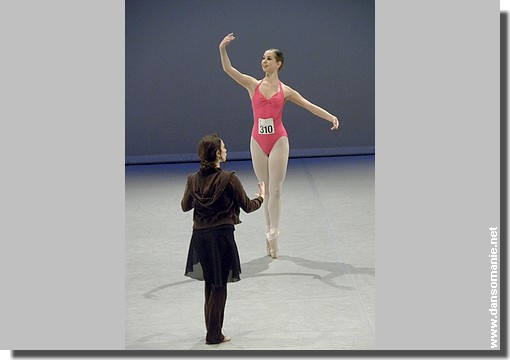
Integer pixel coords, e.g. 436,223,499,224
266,233,271,256
267,230,279,259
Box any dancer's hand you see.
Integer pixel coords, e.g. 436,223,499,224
219,33,235,49
331,116,339,130
257,181,265,199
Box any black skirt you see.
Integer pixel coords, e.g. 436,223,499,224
184,224,241,287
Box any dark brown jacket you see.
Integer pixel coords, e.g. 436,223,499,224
181,167,263,229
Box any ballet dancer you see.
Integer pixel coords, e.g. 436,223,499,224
182,134,265,345
219,33,339,259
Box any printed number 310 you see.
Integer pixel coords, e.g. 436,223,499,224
259,125,273,134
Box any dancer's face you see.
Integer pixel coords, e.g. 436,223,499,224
261,51,281,73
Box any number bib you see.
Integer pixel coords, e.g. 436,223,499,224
258,117,275,135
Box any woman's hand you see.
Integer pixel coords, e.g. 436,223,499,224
257,181,265,199
219,33,235,49
330,116,339,130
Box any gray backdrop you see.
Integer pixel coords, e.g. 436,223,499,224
125,0,375,163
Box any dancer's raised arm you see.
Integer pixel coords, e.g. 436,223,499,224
219,33,258,92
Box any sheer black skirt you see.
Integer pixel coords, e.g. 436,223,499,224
185,224,241,288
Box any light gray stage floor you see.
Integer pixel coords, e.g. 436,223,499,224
125,155,374,351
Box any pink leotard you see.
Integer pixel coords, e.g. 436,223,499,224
251,80,287,156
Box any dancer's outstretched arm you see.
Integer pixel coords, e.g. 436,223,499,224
285,85,340,130
219,33,258,93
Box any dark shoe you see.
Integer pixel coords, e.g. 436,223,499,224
206,335,231,345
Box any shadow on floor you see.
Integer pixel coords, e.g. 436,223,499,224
143,255,374,299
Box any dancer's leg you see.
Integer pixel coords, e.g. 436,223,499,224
263,137,289,258
267,136,289,235
251,136,289,257
250,137,270,232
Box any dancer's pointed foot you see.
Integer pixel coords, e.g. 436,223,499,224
266,232,271,256
268,229,279,259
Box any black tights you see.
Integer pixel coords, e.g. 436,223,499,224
204,282,227,344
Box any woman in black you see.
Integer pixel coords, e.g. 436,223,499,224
181,134,265,345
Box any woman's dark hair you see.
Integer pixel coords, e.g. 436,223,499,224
197,133,222,174
267,48,284,71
